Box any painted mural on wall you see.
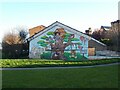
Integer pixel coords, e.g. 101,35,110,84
36,28,88,60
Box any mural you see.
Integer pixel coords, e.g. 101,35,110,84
36,28,88,60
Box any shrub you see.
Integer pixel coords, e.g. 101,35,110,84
0,58,119,68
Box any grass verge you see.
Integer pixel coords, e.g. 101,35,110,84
2,64,119,88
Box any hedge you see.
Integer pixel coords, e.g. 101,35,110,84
0,58,119,68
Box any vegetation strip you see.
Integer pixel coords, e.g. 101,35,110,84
1,63,119,71
0,58,119,68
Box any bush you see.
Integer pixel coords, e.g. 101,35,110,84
0,58,119,68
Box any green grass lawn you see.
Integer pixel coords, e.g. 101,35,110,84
2,64,119,88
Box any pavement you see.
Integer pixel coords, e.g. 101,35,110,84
0,62,119,71
88,56,120,60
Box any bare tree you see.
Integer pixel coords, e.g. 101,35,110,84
2,27,28,45
18,28,28,43
2,31,20,45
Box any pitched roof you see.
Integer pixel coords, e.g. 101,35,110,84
26,21,106,46
90,37,106,46
29,25,46,37
27,21,91,41
101,26,111,31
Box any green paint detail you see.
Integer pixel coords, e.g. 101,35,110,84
64,52,87,61
64,33,71,38
47,32,54,35
41,36,48,39
40,43,48,47
50,40,55,43
37,40,45,44
41,52,51,59
40,51,87,61
71,38,79,41
64,39,68,42
37,40,48,47
78,42,82,45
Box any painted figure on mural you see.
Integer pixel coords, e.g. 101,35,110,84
70,50,77,59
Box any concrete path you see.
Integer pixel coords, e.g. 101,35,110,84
0,62,119,71
88,56,120,60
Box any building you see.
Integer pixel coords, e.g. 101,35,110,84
110,20,120,51
29,25,46,37
85,27,92,36
27,21,107,60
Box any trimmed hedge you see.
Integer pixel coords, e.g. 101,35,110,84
0,58,119,68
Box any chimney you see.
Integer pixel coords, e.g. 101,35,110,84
85,27,92,35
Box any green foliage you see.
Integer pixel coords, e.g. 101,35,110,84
41,36,48,39
0,58,119,68
101,38,112,46
47,31,54,35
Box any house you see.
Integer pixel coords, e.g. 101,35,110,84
84,27,107,56
100,26,111,31
27,21,107,60
88,37,107,56
110,20,120,51
29,25,46,37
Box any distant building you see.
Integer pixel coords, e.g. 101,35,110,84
29,25,46,37
100,26,111,39
111,20,120,34
100,26,111,31
85,28,92,36
111,20,120,51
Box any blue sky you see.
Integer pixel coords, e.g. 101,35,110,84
0,0,119,42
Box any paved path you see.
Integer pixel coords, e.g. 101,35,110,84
0,63,119,71
88,56,120,60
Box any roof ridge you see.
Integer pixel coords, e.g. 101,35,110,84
27,21,91,41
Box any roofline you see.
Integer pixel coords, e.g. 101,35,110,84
27,21,91,41
27,21,58,41
91,37,107,46
29,25,46,31
26,21,106,47
56,21,91,38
